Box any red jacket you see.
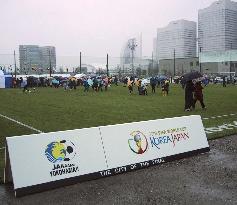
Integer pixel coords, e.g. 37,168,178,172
194,83,203,100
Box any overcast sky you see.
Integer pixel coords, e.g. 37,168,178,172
0,0,221,57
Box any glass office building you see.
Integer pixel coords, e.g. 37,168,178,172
198,0,237,52
157,20,197,62
19,45,56,74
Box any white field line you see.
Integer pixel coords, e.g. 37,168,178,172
0,113,43,134
202,113,237,120
0,113,236,151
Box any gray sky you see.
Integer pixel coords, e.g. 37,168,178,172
0,0,219,57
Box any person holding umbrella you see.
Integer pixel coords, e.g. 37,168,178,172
83,78,89,92
182,71,202,111
184,80,195,111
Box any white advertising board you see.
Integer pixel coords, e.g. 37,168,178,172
6,115,209,197
6,127,107,196
100,115,209,172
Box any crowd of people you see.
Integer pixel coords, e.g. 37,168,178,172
10,73,223,112
122,76,170,96
15,75,118,93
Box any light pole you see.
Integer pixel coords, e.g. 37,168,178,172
173,49,176,77
48,49,52,77
80,52,82,74
196,37,202,73
128,38,137,76
14,50,17,78
199,47,202,74
106,54,109,76
230,43,232,81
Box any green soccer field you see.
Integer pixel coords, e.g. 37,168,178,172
0,83,237,183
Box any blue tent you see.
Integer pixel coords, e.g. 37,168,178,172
5,75,12,88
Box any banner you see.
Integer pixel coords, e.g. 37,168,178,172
6,115,209,197
100,115,209,170
7,127,107,196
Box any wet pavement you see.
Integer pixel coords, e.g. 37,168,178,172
0,135,236,205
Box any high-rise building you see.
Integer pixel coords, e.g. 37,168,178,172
40,46,56,72
19,45,41,74
19,45,56,74
157,20,197,62
198,0,237,52
153,38,158,61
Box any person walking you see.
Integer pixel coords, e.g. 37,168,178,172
83,78,89,92
150,76,156,93
164,80,169,96
184,80,195,111
104,77,109,91
223,76,227,87
93,78,98,92
127,78,133,94
98,78,103,92
136,79,142,95
114,76,118,86
63,80,69,91
193,81,206,110
22,78,29,93
142,83,148,95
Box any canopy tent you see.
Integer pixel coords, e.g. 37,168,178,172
74,73,86,79
0,70,5,88
0,71,12,88
5,75,12,88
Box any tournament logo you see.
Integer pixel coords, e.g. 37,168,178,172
128,131,148,154
45,140,76,163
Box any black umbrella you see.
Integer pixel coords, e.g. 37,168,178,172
181,71,202,83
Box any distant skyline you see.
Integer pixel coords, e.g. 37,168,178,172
0,0,232,57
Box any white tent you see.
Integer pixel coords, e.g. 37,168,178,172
74,73,86,79
0,70,5,88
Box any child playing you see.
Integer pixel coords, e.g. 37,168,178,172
127,79,133,94
142,84,148,95
193,81,206,110
162,80,169,96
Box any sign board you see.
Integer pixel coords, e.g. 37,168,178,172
6,115,209,197
6,127,107,197
100,115,209,173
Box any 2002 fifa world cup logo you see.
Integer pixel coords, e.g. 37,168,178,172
128,131,148,154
